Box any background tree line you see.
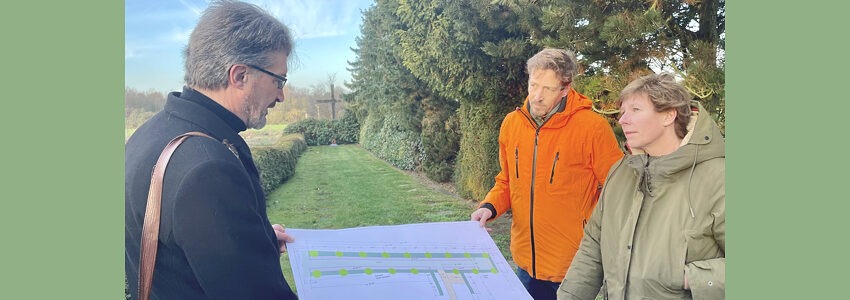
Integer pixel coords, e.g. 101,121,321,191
125,77,348,129
345,0,725,200
124,0,724,202
125,88,166,129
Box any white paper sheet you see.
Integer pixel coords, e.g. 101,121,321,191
285,221,532,300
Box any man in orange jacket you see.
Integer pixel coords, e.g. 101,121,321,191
471,48,623,300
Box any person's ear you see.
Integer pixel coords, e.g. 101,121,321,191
229,64,249,88
560,80,572,98
664,109,677,127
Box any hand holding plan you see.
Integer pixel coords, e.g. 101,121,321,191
272,224,295,253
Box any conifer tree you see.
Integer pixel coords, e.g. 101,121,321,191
508,0,726,130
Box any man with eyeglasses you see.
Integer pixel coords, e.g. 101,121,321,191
471,48,623,300
125,1,297,299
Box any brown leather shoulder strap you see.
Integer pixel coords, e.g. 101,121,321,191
138,131,215,300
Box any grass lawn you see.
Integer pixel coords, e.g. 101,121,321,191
266,144,513,292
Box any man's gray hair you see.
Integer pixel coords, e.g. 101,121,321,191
526,48,578,85
184,0,293,90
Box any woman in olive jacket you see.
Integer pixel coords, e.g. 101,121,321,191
558,73,725,300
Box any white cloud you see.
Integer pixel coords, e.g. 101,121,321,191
124,26,191,60
177,0,206,16
125,0,371,91
168,26,194,44
261,0,363,39
124,43,153,60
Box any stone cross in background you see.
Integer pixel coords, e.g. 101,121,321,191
316,83,338,120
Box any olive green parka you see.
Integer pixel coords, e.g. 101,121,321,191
558,102,725,300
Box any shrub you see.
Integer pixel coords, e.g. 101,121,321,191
253,133,308,195
283,109,360,146
359,112,423,171
454,102,503,200
334,109,360,144
419,101,460,182
283,119,327,145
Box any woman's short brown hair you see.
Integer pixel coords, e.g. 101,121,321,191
618,73,692,139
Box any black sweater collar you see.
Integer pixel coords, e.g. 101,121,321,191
179,86,247,133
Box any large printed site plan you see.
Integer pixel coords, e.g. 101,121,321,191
286,221,532,300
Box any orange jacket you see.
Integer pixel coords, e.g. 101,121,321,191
481,88,623,282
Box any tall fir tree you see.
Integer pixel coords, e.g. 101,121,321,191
396,0,540,199
347,0,726,197
507,0,725,131
347,0,461,180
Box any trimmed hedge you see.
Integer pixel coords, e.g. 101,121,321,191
454,101,505,200
419,98,460,182
283,109,360,146
334,110,360,144
253,133,308,195
359,112,423,171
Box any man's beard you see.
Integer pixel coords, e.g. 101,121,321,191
243,101,268,129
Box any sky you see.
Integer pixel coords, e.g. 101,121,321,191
125,0,375,93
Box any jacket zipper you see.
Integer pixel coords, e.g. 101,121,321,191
549,152,559,184
518,107,551,279
515,147,519,178
530,131,539,277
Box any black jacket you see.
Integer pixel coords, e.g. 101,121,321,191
125,87,297,299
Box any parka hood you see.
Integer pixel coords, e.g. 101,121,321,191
626,101,725,198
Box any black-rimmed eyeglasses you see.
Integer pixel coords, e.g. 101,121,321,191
245,64,287,89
